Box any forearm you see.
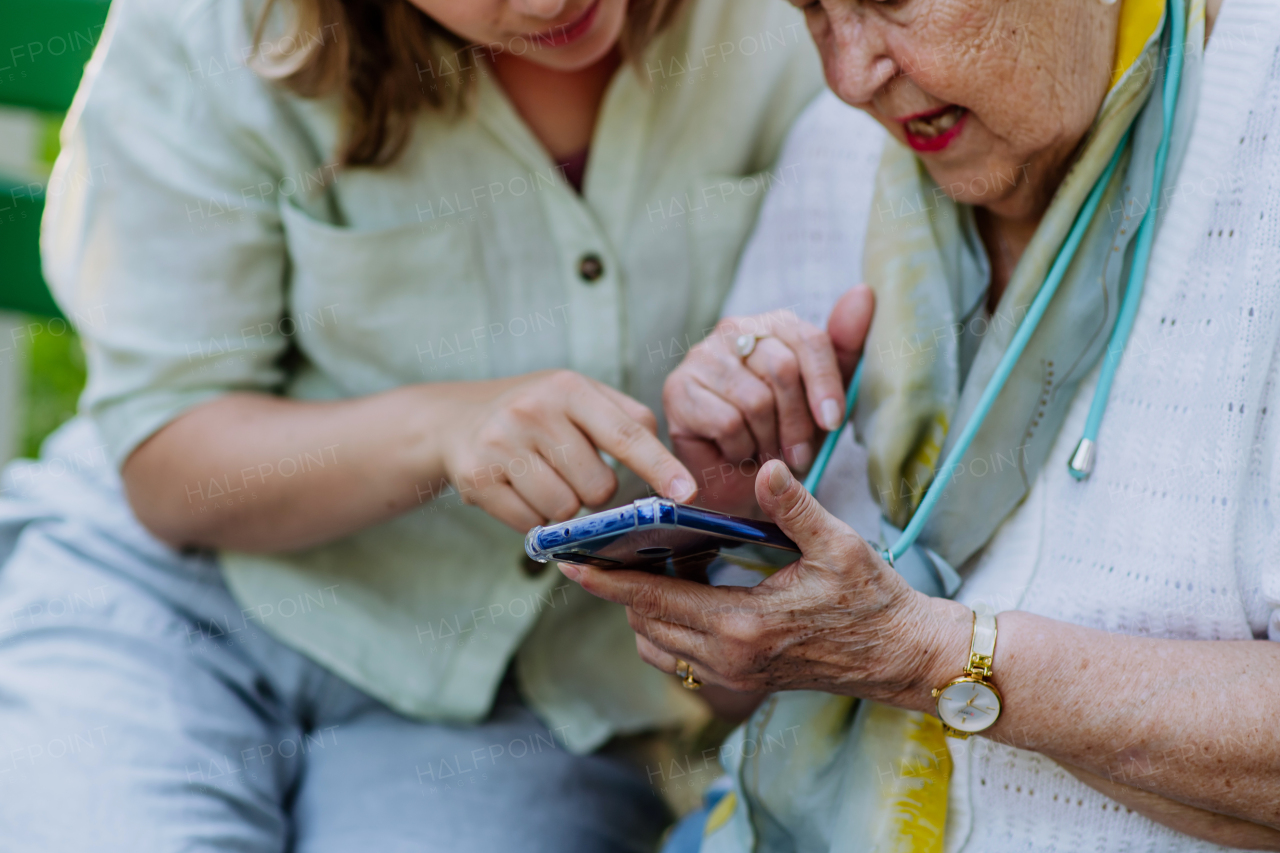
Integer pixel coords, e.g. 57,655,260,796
122,382,509,552
1063,763,1280,850
913,601,1280,829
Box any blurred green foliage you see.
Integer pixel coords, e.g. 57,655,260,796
2,12,94,458
20,317,85,458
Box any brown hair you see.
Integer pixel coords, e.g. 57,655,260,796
252,0,689,167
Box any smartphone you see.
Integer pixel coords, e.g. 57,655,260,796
524,497,800,583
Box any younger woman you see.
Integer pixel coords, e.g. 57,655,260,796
0,0,821,849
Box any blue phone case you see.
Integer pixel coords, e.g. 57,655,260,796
524,497,799,581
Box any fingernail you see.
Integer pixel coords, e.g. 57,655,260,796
767,461,793,496
669,477,696,502
791,443,813,471
558,563,582,581
821,398,843,432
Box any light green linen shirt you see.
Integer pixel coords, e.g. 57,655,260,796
44,0,822,751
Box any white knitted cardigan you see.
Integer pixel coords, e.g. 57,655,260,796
723,1,1280,850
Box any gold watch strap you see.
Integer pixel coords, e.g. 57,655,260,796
935,604,1001,740
968,603,997,678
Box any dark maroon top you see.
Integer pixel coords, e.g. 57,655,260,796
558,148,589,194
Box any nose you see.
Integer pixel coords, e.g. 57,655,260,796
820,7,898,107
510,0,570,19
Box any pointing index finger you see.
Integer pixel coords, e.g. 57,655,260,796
568,389,697,503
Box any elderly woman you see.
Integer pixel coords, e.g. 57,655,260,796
563,0,1280,850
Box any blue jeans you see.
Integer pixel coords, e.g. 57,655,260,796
0,421,669,851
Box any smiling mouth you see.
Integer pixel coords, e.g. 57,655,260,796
529,0,601,49
899,104,969,152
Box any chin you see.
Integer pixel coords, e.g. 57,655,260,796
526,0,626,72
878,111,1026,209
917,150,1029,211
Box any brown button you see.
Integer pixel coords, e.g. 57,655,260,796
521,555,549,578
577,253,605,283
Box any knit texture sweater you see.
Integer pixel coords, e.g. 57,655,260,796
724,1,1280,849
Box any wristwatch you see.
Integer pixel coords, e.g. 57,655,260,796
931,604,1002,739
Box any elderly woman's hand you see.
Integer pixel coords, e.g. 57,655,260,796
562,460,1280,849
662,286,874,516
558,458,968,706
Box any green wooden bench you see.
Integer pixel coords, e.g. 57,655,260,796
1,0,112,461
1,0,112,316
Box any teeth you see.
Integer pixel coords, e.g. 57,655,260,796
906,119,935,137
933,109,961,130
906,106,964,138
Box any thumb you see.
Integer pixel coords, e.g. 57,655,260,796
755,459,843,556
828,284,874,383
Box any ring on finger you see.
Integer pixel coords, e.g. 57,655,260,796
737,333,762,358
674,658,703,691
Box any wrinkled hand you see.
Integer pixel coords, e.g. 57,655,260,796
559,459,969,709
662,286,873,516
440,370,697,532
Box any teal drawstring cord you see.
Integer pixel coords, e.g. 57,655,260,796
1069,0,1186,479
802,358,864,495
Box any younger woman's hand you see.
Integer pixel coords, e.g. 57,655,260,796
661,285,874,516
436,370,697,532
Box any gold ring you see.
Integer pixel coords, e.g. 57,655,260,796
675,658,702,691
734,333,765,361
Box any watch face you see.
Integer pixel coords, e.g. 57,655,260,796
936,679,1002,733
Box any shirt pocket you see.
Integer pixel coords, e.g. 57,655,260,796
280,200,493,390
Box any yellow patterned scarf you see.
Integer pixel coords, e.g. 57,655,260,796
856,0,1191,570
